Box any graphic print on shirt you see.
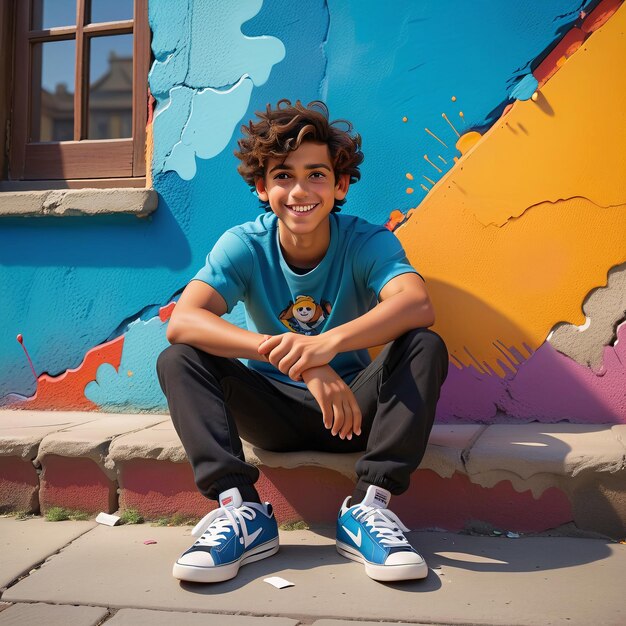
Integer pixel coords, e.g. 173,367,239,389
278,295,332,336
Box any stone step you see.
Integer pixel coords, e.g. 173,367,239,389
0,410,624,538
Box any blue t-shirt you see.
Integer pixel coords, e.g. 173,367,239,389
193,212,418,385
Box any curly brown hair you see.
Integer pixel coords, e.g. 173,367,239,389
234,99,363,212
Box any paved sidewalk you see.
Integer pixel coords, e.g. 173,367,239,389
1,517,624,625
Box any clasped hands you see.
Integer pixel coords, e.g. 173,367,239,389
258,333,362,441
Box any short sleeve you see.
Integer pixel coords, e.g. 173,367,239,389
354,227,419,298
192,230,253,313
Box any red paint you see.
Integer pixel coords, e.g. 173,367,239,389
14,336,124,411
16,333,38,380
534,28,586,85
40,455,117,514
147,91,156,126
159,301,176,322
581,0,623,34
0,457,39,513
384,210,406,232
118,458,211,518
115,461,572,531
393,470,572,532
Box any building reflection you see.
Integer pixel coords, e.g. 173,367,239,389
39,52,132,142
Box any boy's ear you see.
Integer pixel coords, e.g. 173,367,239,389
255,177,269,202
334,173,350,201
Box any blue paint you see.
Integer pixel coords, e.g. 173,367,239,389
511,74,539,101
150,0,285,178
323,0,592,224
0,0,594,408
165,77,254,180
85,317,169,411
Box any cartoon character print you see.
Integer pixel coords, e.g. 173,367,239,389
278,295,332,335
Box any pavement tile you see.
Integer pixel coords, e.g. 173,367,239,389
0,517,96,590
106,608,299,625
0,602,107,625
312,622,431,626
2,523,624,625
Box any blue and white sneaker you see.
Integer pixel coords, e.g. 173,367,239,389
336,485,427,581
173,487,279,583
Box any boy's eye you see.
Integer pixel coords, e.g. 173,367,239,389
310,172,325,179
274,172,290,180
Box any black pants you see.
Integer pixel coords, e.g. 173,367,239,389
156,328,448,501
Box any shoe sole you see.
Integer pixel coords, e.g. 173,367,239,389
336,540,428,582
173,537,279,583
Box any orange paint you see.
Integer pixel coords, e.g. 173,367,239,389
425,127,448,148
423,175,436,186
455,131,482,155
423,154,443,173
405,172,414,180
402,116,408,122
385,209,406,231
19,336,125,410
442,112,460,137
406,187,414,194
159,301,176,322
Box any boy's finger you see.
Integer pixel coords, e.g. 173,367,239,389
339,401,353,440
331,402,345,436
257,335,276,354
351,401,362,437
321,400,333,430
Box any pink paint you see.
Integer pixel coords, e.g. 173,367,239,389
437,324,626,424
502,326,626,423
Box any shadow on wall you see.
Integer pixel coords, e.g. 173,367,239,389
427,279,625,424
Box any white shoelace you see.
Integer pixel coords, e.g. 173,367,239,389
353,504,411,547
191,505,258,547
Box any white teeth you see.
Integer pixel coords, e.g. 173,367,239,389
289,204,316,213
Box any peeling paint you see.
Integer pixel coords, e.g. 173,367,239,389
549,263,626,370
85,318,169,412
395,4,626,379
7,337,124,411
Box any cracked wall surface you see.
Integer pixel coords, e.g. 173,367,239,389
548,263,626,370
2,0,624,424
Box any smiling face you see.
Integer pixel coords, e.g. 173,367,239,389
254,141,349,248
294,304,314,322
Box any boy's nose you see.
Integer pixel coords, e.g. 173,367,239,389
290,181,308,198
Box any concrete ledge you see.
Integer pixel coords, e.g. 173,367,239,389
0,410,101,460
0,188,158,217
35,414,169,480
1,411,624,536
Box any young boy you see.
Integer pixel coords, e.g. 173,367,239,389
156,99,448,584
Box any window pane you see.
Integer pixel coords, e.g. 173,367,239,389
32,0,76,30
88,34,133,139
31,40,75,142
90,0,133,23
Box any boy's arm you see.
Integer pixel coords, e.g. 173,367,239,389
166,280,267,361
258,272,434,380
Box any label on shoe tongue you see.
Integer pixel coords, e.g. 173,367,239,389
219,487,243,509
361,485,391,509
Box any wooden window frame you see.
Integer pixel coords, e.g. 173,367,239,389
5,0,149,185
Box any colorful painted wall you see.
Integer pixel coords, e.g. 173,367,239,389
1,0,624,424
